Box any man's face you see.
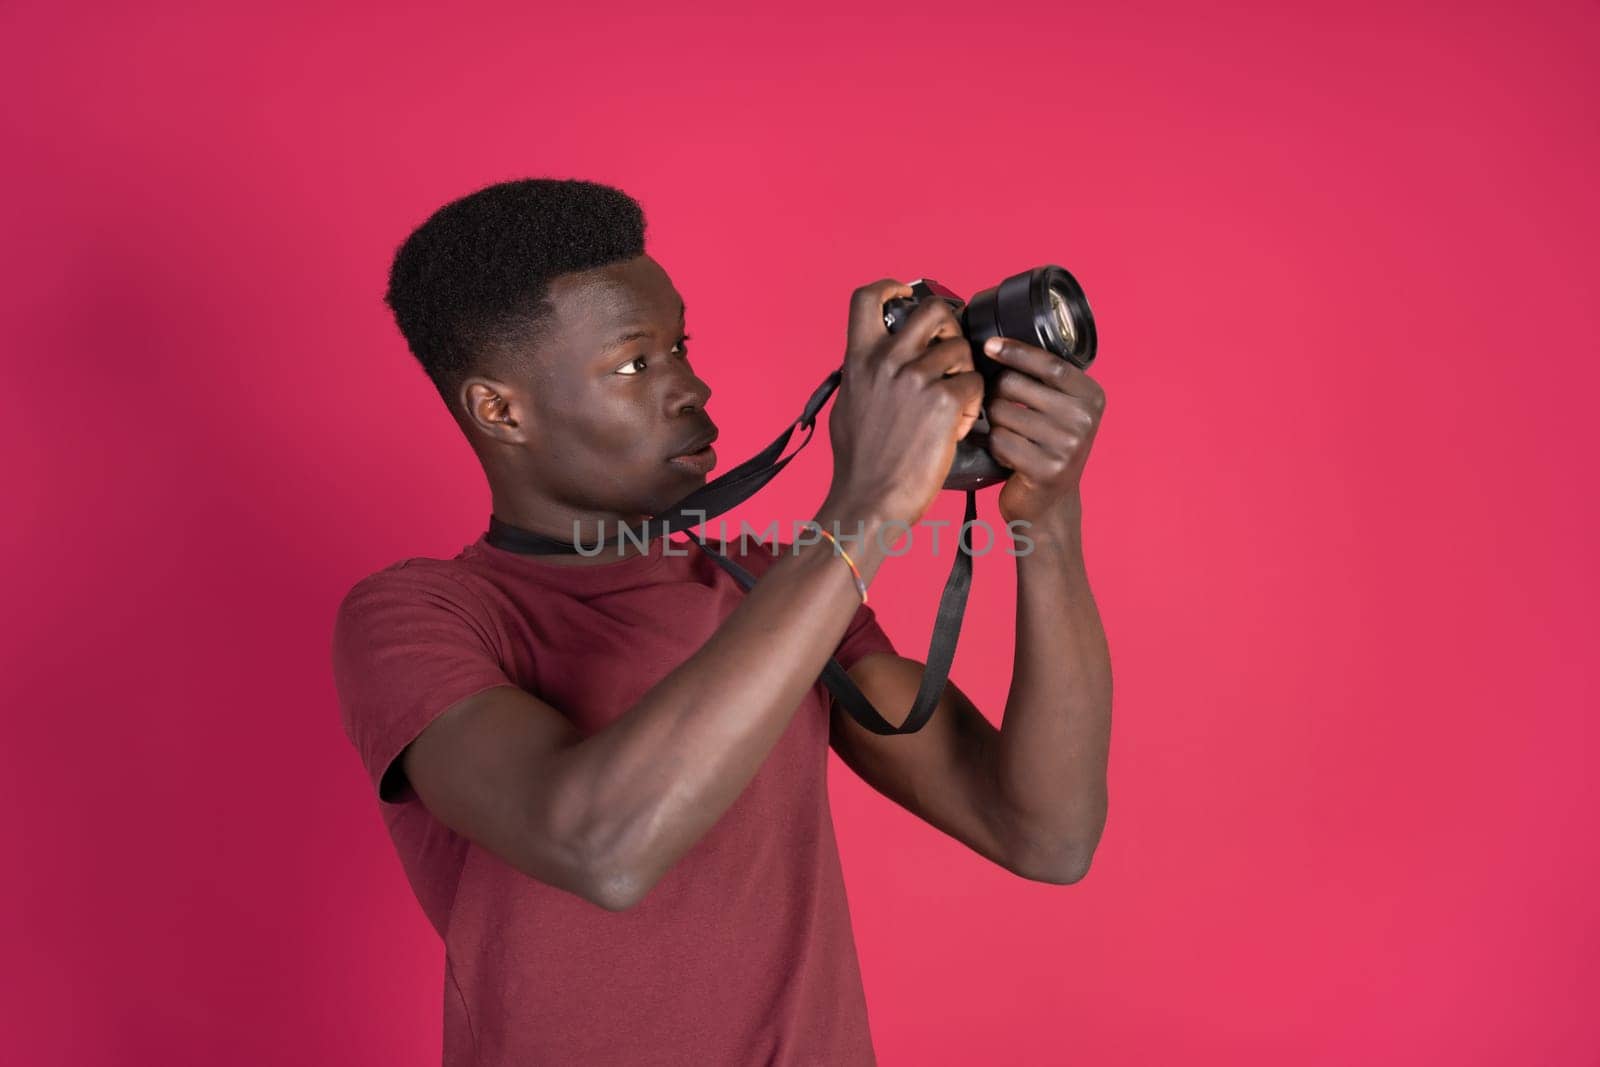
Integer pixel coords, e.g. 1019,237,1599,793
487,254,718,519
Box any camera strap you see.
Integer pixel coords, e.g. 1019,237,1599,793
687,487,977,736
484,366,978,736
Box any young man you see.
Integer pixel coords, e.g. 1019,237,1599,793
331,178,1112,1065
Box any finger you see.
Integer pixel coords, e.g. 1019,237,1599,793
933,368,985,441
882,296,964,374
984,338,1103,404
900,334,974,385
847,279,914,360
988,424,1055,478
986,393,1074,452
991,367,1081,422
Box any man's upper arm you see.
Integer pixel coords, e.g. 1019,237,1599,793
818,582,1020,870
400,683,607,904
827,651,1019,873
330,565,606,904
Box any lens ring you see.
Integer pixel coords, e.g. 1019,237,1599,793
1031,265,1096,368
1048,289,1076,348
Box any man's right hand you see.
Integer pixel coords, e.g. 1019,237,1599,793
822,279,986,532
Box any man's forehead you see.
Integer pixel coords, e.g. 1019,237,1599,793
547,264,683,333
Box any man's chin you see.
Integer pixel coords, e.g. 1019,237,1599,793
590,463,714,529
633,479,702,522
652,474,706,511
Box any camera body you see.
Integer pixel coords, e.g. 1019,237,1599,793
882,265,1097,491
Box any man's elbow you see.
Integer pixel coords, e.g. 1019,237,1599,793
580,860,655,912
1009,845,1095,885
571,830,668,911
529,819,655,912
558,805,665,912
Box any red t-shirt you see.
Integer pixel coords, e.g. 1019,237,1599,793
330,530,896,1065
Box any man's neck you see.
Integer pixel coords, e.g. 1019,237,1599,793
488,495,659,566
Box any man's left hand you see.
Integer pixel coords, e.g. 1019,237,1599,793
980,337,1107,531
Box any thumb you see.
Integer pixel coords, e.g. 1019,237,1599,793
952,372,984,441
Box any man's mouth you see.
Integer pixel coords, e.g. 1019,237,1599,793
667,427,718,460
666,427,719,474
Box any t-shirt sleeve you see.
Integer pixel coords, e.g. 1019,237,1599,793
833,595,897,672
330,564,515,804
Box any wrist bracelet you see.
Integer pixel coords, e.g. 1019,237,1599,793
806,522,869,606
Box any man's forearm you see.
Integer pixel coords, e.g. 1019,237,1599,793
991,490,1113,881
567,497,893,908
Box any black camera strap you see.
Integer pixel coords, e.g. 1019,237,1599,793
484,366,979,736
686,486,978,736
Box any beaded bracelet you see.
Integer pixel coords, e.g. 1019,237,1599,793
804,522,869,606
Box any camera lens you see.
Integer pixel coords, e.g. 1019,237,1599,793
964,265,1096,370
1049,287,1077,349
1033,266,1096,368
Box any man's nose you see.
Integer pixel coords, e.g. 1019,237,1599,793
667,367,712,415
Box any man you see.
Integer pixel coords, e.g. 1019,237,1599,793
331,178,1112,1065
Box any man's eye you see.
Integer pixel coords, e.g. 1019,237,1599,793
615,334,692,376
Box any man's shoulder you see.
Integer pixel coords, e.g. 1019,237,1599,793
334,552,488,629
342,552,473,595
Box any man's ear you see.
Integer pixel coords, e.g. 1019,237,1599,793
460,376,531,444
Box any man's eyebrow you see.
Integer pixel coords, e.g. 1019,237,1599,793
601,301,688,353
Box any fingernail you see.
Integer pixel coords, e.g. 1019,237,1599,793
984,338,1003,356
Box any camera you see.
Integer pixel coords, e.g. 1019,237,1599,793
883,265,1097,491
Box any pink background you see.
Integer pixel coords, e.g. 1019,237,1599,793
4,2,1596,1064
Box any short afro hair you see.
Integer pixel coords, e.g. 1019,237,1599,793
384,177,648,404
